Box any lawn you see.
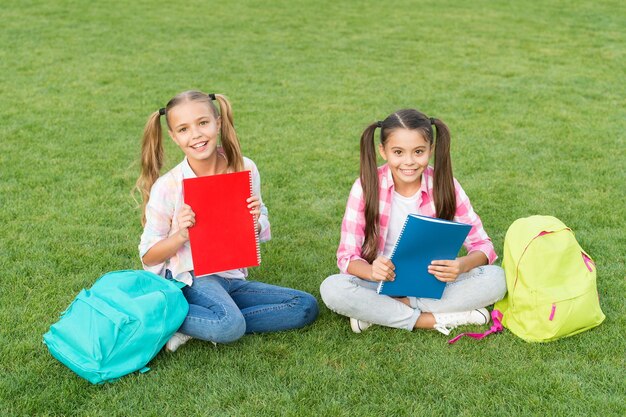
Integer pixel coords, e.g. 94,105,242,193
1,0,624,415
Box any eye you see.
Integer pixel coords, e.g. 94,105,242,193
394,150,402,155
415,149,424,155
200,120,209,126
178,127,187,133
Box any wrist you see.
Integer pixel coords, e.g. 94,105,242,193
346,260,374,281
459,258,468,274
367,265,375,281
175,230,189,244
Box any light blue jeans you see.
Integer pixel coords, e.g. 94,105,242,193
170,272,319,343
320,265,506,331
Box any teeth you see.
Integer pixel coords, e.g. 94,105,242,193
192,142,207,149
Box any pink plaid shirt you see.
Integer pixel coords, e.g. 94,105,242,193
337,164,497,273
139,153,271,286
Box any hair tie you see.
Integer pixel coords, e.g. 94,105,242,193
208,93,216,100
158,108,166,116
429,117,436,125
376,121,383,128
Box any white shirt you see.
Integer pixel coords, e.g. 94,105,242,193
139,152,271,286
382,190,421,258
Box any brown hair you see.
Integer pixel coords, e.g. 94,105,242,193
134,90,244,225
359,109,455,263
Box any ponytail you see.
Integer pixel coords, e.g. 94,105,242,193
431,118,456,220
214,94,244,173
135,111,164,226
359,122,381,263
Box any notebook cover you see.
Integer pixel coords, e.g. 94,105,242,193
377,214,471,299
183,171,260,276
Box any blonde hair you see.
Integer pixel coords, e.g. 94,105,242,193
134,90,244,225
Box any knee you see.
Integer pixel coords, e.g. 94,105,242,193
320,274,350,311
296,292,319,326
213,309,246,344
483,265,507,300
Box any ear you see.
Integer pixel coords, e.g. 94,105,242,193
378,143,388,161
216,115,222,132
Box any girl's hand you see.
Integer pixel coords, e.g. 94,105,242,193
247,195,261,233
428,258,466,282
177,204,195,241
371,256,396,282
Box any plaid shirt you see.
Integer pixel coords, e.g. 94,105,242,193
139,153,271,286
337,164,497,273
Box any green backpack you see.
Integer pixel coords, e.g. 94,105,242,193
494,216,605,342
43,270,189,384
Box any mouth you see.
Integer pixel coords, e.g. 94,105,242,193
191,141,208,150
399,169,417,176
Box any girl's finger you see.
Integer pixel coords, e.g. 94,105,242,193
431,260,453,267
440,273,456,281
434,274,452,282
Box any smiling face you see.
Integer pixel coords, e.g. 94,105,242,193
167,100,221,164
379,128,433,196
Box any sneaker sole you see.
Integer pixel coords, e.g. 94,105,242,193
476,308,489,325
350,318,363,333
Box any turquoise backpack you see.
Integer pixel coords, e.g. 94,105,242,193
43,270,189,384
494,216,605,342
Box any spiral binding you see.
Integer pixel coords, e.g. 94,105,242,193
377,215,411,294
249,171,262,265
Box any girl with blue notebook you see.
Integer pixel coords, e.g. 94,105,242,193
320,109,506,336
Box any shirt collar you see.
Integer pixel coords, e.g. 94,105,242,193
181,148,228,179
181,157,197,179
380,164,394,190
419,166,431,197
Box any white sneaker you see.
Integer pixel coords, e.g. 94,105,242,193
165,332,193,352
350,317,372,333
432,308,490,336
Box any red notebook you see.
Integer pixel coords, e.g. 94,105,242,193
183,170,260,276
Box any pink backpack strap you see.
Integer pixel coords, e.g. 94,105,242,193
447,310,504,345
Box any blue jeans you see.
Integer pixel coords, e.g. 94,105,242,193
172,273,318,344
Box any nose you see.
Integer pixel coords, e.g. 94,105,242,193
191,125,202,139
404,154,417,166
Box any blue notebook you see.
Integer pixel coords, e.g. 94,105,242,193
377,214,472,299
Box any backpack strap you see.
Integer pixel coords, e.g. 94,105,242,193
447,310,504,345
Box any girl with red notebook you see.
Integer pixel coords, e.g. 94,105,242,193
136,90,318,352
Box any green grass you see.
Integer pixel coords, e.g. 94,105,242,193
1,0,625,415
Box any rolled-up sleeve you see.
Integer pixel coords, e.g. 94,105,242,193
452,179,497,264
138,177,176,276
336,179,368,273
